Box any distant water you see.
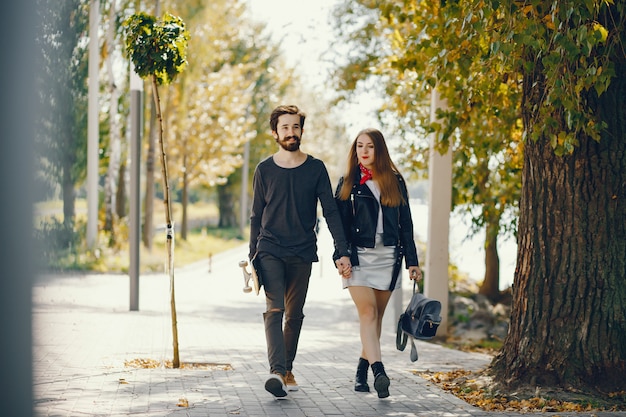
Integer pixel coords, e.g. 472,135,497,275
410,201,516,290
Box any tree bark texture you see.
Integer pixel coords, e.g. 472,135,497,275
181,165,188,241
62,169,75,229
479,219,501,303
492,67,626,392
103,0,121,242
115,160,126,219
218,182,237,228
142,97,157,250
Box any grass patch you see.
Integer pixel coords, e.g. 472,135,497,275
34,199,245,273
440,337,503,356
137,227,245,273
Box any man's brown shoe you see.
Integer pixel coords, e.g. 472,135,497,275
285,370,299,391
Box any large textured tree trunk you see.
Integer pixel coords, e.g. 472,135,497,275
492,65,626,392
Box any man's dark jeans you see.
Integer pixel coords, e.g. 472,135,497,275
257,253,312,376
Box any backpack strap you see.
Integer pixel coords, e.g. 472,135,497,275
410,338,418,362
396,315,419,362
396,315,408,351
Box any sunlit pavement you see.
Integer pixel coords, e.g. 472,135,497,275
32,225,624,417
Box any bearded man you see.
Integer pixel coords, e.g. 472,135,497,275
248,104,352,398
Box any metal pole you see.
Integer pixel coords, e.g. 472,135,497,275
129,66,143,311
87,0,99,248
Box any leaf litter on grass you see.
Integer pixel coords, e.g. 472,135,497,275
417,369,626,413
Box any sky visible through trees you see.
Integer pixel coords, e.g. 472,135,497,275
244,0,382,132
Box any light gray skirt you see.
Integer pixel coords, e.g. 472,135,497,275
343,233,399,291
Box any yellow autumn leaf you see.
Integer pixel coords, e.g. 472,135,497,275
593,22,608,43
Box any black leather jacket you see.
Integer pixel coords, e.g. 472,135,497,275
333,174,419,269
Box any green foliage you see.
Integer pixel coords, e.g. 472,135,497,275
331,0,524,243
122,12,189,85
503,1,621,154
332,0,624,244
35,0,90,210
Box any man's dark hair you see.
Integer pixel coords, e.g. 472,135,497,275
269,105,306,132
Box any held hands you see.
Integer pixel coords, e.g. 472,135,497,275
335,256,352,279
335,258,420,281
409,266,422,281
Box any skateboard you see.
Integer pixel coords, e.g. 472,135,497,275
239,258,261,295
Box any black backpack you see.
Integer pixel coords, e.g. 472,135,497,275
396,282,442,362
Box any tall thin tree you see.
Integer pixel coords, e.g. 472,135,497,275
103,0,122,246
122,11,189,368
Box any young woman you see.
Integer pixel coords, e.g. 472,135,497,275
333,128,422,398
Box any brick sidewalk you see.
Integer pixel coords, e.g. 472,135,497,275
32,227,625,417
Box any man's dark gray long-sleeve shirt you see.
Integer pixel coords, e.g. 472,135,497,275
249,155,350,263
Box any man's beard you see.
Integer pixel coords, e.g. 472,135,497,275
277,135,301,152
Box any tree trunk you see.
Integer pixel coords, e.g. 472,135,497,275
115,160,126,219
142,94,157,250
103,0,120,245
479,218,500,303
62,166,75,229
181,164,188,241
491,66,626,392
217,181,237,228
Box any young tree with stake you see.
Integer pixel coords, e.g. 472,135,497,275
122,11,189,368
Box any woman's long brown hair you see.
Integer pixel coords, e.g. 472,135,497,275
338,128,406,207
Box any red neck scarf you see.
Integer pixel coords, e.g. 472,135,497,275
359,163,373,185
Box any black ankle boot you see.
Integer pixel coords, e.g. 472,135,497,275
354,357,370,392
371,361,390,398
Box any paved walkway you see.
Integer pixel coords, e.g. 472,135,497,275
32,226,624,417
